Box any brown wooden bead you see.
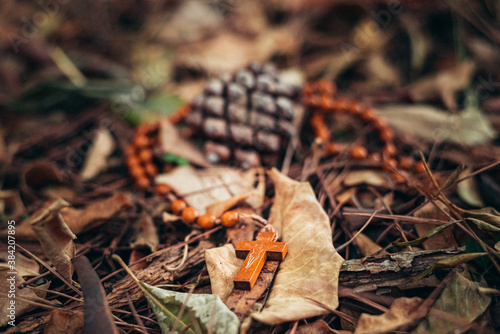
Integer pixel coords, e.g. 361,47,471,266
349,145,368,160
371,118,388,130
414,161,427,174
382,143,397,158
124,145,136,157
383,158,398,171
144,162,158,177
361,108,376,122
398,156,413,170
138,149,153,163
325,142,342,155
368,153,382,162
221,211,240,228
347,101,363,115
130,165,145,178
156,184,171,196
182,207,199,223
126,155,141,168
392,171,405,183
379,127,395,142
134,134,150,148
135,175,151,188
171,199,187,215
197,214,217,230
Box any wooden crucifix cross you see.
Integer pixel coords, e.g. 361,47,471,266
233,231,287,290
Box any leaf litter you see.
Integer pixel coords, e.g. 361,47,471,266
2,1,500,333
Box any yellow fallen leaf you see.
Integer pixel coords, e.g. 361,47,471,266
246,168,344,326
205,244,243,303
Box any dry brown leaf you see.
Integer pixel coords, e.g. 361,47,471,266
285,319,336,334
156,166,260,214
244,168,344,327
343,170,391,188
0,189,25,217
0,268,60,327
9,193,132,241
130,216,159,253
174,28,300,75
28,198,76,282
21,161,66,194
205,244,243,303
60,192,132,235
354,232,386,257
80,128,115,180
377,104,496,145
43,309,84,334
0,251,39,277
414,202,458,250
354,297,423,334
409,60,475,111
157,119,210,167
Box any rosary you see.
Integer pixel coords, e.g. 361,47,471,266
124,63,429,289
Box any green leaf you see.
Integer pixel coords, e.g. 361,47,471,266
467,218,500,232
462,207,500,228
441,165,463,190
163,153,190,166
414,253,486,281
393,221,456,247
126,93,185,125
411,272,491,334
112,255,239,334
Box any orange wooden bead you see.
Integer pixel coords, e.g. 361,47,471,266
383,158,398,171
144,162,158,177
368,152,382,162
361,108,376,122
398,156,413,170
124,145,136,157
156,184,171,196
134,134,150,148
197,214,217,230
347,101,363,115
414,161,427,174
392,171,405,183
349,145,368,160
126,155,140,168
135,175,151,188
138,149,153,163
221,211,240,228
334,98,349,112
130,165,145,178
379,127,395,141
325,142,342,155
382,143,398,158
371,118,388,130
171,199,187,215
182,207,199,223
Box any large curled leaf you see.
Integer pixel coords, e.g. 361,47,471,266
245,169,344,327
27,198,76,282
412,272,491,334
113,255,239,334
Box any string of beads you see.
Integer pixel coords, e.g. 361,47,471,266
303,79,427,182
124,106,190,190
168,198,242,230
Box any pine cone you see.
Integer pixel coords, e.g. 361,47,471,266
186,63,302,168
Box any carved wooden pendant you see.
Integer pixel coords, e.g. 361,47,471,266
233,231,287,290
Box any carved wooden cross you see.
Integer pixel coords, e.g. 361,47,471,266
233,231,287,290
